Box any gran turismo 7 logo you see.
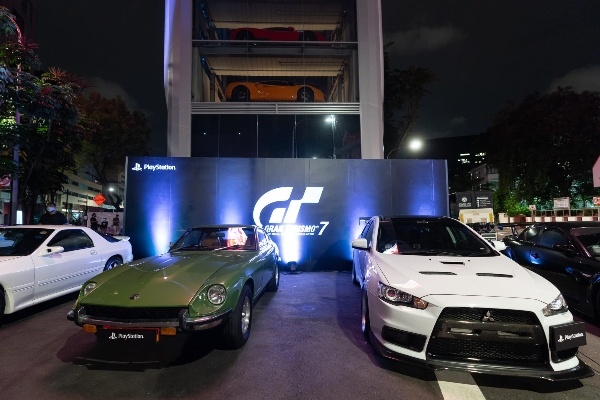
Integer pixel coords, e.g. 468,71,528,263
253,187,329,236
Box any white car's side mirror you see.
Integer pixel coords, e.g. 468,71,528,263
40,246,65,256
351,238,369,250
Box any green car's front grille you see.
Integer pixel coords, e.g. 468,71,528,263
82,305,183,321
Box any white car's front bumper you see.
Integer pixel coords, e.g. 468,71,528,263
367,293,593,381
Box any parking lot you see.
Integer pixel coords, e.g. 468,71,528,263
1,271,600,400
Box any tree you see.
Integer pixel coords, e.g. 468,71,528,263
75,92,151,210
484,87,600,211
0,7,86,223
383,42,438,158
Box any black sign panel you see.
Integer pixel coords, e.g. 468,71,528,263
457,191,493,209
124,157,448,270
550,322,587,351
474,191,493,208
97,328,159,344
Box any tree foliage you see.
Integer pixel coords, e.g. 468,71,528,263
383,42,438,158
484,87,600,211
0,7,86,222
75,92,151,209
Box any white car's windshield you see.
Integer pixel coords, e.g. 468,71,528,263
376,217,494,257
0,228,54,256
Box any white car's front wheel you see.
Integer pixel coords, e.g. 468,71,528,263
361,286,371,341
352,264,359,286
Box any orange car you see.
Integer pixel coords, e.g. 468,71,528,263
225,80,326,102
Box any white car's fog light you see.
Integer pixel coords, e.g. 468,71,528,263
207,284,227,305
378,282,428,309
542,293,568,316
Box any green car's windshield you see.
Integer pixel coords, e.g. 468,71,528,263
0,228,54,256
171,226,257,251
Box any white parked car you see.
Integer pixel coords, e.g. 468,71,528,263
351,216,593,381
0,225,133,324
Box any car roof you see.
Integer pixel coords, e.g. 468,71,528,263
377,215,451,221
189,224,256,229
1,225,80,229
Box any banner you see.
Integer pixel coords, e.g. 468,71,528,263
124,157,449,270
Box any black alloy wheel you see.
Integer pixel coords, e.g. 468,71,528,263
302,31,317,41
231,86,250,102
235,31,253,41
297,87,314,102
0,289,5,326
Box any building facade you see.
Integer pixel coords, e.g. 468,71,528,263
164,0,384,159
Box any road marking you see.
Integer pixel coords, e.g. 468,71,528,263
435,370,486,400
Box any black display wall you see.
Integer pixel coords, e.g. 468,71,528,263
124,157,448,270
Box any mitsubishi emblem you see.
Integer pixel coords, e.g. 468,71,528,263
482,310,495,322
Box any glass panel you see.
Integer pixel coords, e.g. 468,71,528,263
191,115,220,157
219,115,258,158
192,114,361,158
192,0,358,103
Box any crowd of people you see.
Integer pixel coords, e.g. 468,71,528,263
38,203,122,235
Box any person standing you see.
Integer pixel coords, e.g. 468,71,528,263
39,202,69,225
90,213,98,231
100,217,109,233
112,214,121,235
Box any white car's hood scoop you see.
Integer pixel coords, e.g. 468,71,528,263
377,254,556,301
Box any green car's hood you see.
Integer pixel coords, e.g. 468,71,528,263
82,251,255,307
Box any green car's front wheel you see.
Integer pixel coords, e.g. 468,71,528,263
222,285,252,349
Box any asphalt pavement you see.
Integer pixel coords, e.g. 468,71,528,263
0,271,599,400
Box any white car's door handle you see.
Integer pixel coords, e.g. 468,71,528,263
90,250,97,255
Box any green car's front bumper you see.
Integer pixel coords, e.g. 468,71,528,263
67,306,233,331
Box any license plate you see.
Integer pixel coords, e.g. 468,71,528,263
550,322,586,351
97,327,159,344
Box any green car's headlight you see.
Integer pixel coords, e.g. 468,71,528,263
377,282,428,309
83,282,97,296
542,293,568,316
207,284,227,305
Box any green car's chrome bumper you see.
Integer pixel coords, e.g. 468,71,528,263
67,306,233,331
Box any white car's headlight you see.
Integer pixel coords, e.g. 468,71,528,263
377,282,428,309
83,282,97,296
542,293,568,316
207,284,227,305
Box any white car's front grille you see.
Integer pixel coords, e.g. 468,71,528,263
426,307,550,366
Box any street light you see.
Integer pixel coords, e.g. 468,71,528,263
386,138,424,159
325,115,336,159
6,12,23,226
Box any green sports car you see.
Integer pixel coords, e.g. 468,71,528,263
67,225,280,349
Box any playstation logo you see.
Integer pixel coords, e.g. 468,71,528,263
131,163,142,171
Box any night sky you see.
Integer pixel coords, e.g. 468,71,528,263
33,1,600,155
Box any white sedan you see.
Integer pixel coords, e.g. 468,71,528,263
0,225,133,324
351,216,593,381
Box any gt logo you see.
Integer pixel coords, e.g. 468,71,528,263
253,187,323,227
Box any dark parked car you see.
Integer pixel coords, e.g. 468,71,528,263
503,222,600,319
